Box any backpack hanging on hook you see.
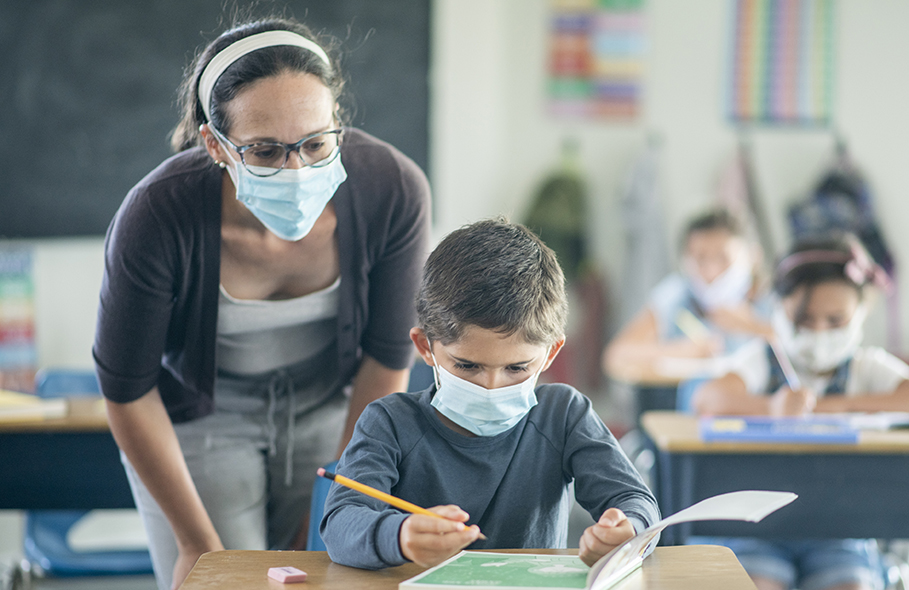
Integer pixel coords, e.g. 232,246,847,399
787,139,900,351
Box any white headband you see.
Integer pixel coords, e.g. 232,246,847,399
197,30,331,122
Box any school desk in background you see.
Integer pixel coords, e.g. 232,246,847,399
642,411,909,545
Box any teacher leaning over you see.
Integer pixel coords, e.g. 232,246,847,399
92,16,430,590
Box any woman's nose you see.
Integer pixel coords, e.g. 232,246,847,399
284,150,307,169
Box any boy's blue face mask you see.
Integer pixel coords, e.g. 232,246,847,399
429,352,541,437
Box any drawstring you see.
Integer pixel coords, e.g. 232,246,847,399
285,374,296,487
265,370,298,487
266,374,280,457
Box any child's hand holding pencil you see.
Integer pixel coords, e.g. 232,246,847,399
398,504,484,568
317,468,485,568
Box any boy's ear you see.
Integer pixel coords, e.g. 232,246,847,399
410,327,435,366
541,337,566,372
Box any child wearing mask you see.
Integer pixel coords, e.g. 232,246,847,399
692,234,907,590
604,208,771,383
320,219,660,570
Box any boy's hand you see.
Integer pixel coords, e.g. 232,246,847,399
770,386,817,416
399,505,483,568
579,508,635,567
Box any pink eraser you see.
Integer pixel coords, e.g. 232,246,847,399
268,566,308,583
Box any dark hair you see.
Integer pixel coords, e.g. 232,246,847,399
774,233,876,298
681,208,745,249
416,218,569,346
772,234,888,326
170,16,345,152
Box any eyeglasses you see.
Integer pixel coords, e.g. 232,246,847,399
212,126,343,177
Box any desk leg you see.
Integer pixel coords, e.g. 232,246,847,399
675,455,696,545
656,449,676,545
655,452,697,546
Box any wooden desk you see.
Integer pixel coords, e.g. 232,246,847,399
0,397,135,509
642,411,909,544
179,546,756,590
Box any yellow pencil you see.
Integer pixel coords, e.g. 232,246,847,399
316,468,486,540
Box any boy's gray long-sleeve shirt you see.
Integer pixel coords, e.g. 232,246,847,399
321,384,660,569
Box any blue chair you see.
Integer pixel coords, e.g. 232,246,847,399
23,369,154,578
307,460,339,551
675,378,707,414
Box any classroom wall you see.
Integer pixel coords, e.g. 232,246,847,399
6,0,909,371
431,0,909,349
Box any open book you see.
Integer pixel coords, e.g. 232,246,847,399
399,490,797,590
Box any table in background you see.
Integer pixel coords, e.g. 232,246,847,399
178,546,756,590
0,397,134,509
610,368,683,429
642,411,909,545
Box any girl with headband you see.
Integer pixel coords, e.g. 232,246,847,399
93,16,430,590
692,233,906,590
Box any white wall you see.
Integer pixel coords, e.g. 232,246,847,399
431,0,909,349
5,0,909,370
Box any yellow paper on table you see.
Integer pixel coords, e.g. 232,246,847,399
0,389,67,423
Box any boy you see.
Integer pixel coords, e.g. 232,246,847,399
321,219,659,570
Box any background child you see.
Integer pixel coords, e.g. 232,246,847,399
604,208,771,382
692,234,906,590
321,218,659,570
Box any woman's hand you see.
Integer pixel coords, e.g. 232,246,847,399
769,386,817,416
579,508,636,567
399,505,482,568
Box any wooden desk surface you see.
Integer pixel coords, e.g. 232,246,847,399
0,396,109,432
642,410,909,453
179,546,755,590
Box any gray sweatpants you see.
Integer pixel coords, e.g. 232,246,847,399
123,366,347,590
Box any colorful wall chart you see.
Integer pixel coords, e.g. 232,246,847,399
0,247,37,392
729,0,835,125
549,0,645,119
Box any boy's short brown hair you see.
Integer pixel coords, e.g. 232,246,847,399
416,218,568,346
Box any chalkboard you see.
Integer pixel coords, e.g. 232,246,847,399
0,1,429,237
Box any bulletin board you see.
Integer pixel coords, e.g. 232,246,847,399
548,0,646,119
0,1,430,238
728,0,835,125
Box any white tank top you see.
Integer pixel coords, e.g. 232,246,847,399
216,278,340,375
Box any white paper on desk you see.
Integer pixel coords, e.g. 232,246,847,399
587,491,797,590
844,412,909,431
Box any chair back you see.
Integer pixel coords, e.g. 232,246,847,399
307,460,339,551
34,369,100,399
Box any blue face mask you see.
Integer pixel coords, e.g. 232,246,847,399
223,155,347,241
429,353,542,437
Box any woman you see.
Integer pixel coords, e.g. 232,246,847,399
93,16,430,590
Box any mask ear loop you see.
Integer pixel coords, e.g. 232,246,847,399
428,348,442,390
